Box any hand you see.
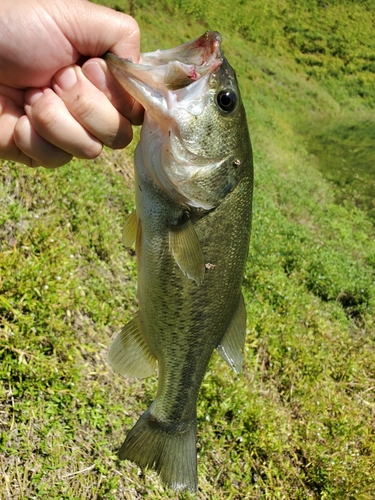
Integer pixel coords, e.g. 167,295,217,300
0,0,143,168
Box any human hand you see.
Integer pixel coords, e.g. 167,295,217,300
0,0,143,168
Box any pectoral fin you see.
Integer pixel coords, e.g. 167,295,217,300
169,219,205,285
108,313,156,378
216,293,247,374
122,210,138,248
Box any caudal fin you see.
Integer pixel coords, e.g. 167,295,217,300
119,407,197,492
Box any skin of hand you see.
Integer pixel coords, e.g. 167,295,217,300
0,0,144,168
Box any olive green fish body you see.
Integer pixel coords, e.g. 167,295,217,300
106,31,253,492
136,144,252,416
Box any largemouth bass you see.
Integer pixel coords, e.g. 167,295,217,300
105,31,253,492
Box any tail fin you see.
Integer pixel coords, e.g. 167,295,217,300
119,407,197,492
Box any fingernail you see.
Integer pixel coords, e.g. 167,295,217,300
82,60,107,89
25,88,44,105
54,66,78,91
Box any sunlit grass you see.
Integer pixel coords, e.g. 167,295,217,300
1,1,375,498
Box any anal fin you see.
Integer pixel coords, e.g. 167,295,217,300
122,209,138,248
108,313,156,378
216,293,247,374
169,219,204,285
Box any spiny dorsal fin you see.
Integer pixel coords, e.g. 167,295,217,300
216,293,247,374
108,313,156,378
169,219,204,285
122,210,138,248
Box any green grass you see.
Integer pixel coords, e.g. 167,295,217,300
1,1,375,498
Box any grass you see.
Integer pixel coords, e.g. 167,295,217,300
1,0,375,498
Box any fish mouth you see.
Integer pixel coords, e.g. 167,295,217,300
105,31,223,118
141,30,222,65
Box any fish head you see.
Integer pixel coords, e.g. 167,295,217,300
106,31,251,210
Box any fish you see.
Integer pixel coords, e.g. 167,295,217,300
105,31,253,492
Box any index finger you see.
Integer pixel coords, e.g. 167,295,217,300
82,58,144,126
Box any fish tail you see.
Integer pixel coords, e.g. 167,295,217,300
119,406,197,492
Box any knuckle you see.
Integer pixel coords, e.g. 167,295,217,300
126,17,140,39
34,99,59,130
71,93,98,122
113,13,140,41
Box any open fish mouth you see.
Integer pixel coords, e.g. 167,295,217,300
105,31,223,100
138,30,223,90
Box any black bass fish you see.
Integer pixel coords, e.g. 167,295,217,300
105,31,253,492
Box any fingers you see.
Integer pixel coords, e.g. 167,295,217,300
0,88,71,168
0,93,32,166
14,116,73,168
0,1,143,169
24,85,103,160
82,58,144,126
2,62,143,169
22,62,142,165
52,63,138,148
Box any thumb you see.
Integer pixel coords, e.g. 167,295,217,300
52,0,140,62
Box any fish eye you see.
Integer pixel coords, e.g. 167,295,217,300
216,89,237,113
